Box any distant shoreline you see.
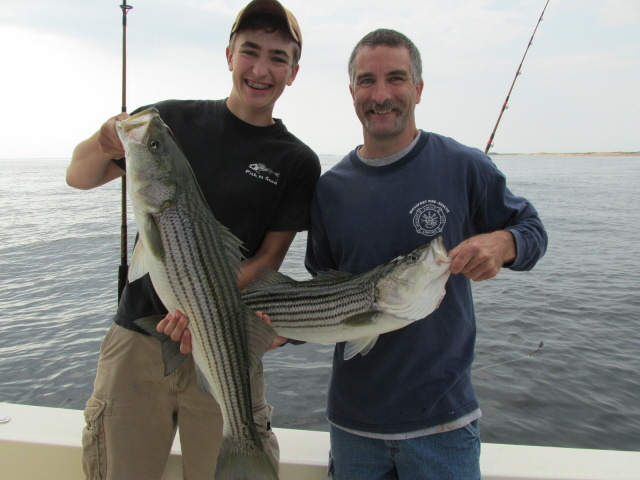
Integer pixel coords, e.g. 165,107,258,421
490,152,640,156
317,152,640,157
2,152,639,161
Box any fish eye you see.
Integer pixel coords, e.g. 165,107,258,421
149,138,161,150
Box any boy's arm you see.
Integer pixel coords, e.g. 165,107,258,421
66,113,129,190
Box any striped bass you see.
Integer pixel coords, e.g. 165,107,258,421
116,108,279,480
242,237,451,360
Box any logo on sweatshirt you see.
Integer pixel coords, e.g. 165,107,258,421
410,200,448,237
246,163,280,185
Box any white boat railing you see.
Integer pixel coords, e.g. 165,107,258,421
1,402,639,480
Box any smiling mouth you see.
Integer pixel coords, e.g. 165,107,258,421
366,101,400,115
246,79,271,90
370,107,394,114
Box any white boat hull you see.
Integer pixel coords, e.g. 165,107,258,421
1,402,639,480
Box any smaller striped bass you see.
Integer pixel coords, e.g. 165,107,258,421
242,237,451,359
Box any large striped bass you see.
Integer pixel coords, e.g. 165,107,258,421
116,108,279,480
242,237,451,360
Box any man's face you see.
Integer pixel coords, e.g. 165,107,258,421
226,29,299,122
350,45,423,142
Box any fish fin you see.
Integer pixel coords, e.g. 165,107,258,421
245,267,295,291
343,311,380,326
341,313,382,358
144,214,165,260
128,241,150,282
316,269,353,280
195,364,215,394
245,310,278,376
215,437,278,480
344,335,380,360
133,316,190,376
217,220,246,275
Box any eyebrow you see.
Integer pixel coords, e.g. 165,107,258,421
355,68,410,83
240,40,291,60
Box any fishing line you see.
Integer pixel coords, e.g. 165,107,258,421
474,1,551,373
118,3,133,303
472,341,544,373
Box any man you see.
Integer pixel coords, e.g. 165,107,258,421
305,29,547,479
66,1,320,479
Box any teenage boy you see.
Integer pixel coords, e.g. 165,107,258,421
67,2,319,479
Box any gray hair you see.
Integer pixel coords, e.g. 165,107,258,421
348,29,422,86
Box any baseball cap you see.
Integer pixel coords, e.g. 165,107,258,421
230,0,302,48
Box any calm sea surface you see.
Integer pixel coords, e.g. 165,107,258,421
1,155,639,452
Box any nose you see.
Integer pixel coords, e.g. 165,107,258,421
370,81,391,104
252,56,269,78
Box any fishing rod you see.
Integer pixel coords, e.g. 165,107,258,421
484,0,550,154
118,3,132,302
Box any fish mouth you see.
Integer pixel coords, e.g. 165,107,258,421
116,108,159,144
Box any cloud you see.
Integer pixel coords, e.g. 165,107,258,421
1,0,639,156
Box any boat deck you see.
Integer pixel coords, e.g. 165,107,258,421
1,402,639,479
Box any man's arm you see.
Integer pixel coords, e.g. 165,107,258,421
66,113,129,190
157,230,298,353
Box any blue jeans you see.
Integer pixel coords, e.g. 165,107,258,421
328,421,481,480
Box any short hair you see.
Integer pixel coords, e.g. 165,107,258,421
348,29,422,86
229,13,301,67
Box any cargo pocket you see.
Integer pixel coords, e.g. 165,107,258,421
82,395,108,480
254,403,280,472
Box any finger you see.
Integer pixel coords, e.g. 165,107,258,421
170,314,189,342
98,115,128,158
161,313,178,336
156,314,170,332
267,336,288,351
180,329,192,354
449,250,474,275
254,310,273,326
465,260,500,282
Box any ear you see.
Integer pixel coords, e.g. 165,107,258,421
287,64,300,86
349,84,355,100
415,80,424,105
226,46,233,71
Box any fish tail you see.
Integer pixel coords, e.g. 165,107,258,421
214,437,279,480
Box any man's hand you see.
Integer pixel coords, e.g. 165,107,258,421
98,112,130,159
256,311,288,350
448,231,516,282
157,311,192,354
157,310,288,354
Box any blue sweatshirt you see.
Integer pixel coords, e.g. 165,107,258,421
305,131,547,434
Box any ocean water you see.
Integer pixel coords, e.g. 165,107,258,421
1,154,639,452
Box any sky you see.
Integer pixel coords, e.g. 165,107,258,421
1,0,639,158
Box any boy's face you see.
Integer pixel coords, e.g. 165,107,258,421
226,29,299,122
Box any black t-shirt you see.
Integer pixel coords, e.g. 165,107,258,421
113,99,320,333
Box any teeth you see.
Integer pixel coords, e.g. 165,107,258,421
247,80,270,90
368,104,395,114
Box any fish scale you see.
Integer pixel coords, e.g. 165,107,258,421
159,200,251,441
245,275,380,324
